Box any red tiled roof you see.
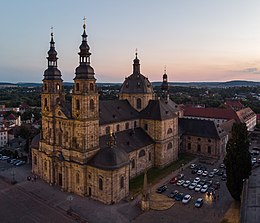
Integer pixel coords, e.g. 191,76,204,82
224,100,244,109
183,106,240,122
7,113,16,120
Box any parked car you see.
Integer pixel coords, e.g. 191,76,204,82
178,173,184,179
194,184,202,192
188,182,197,190
156,185,167,193
190,164,197,169
177,180,185,186
208,172,214,178
197,170,203,175
1,156,9,160
183,180,191,188
221,174,227,181
195,198,203,208
213,168,219,174
193,177,200,184
217,170,224,176
220,163,225,168
198,179,206,186
213,181,220,190
168,190,179,199
170,176,178,184
182,194,192,204
175,192,184,201
200,185,208,193
202,171,208,177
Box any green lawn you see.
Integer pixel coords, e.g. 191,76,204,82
129,153,195,196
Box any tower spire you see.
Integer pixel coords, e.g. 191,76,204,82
161,66,169,99
43,29,62,80
133,49,140,74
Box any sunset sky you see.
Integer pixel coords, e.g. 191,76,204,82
1,0,260,83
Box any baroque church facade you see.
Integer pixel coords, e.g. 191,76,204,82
31,23,182,204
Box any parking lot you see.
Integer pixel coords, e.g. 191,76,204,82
134,159,236,223
160,161,227,208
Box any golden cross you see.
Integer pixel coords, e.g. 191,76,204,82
51,26,53,36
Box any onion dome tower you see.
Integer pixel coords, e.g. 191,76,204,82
42,30,64,114
71,18,99,158
161,67,169,100
119,51,154,111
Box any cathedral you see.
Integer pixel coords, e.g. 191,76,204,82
31,22,182,204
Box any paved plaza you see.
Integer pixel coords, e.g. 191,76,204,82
0,158,238,223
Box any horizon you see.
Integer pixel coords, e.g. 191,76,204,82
1,1,260,83
0,79,259,85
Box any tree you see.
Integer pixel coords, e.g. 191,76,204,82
224,123,252,201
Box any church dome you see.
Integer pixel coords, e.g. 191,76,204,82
88,146,129,170
88,133,129,170
119,53,153,94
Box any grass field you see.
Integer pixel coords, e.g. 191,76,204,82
129,153,195,196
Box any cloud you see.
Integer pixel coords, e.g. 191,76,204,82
231,67,260,75
240,67,260,74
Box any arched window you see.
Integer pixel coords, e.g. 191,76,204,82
134,121,137,128
76,83,79,91
125,122,129,130
120,176,124,189
76,99,80,110
198,138,201,141
56,84,60,91
149,152,151,161
34,156,37,165
139,149,145,157
167,128,173,134
76,173,80,184
105,126,110,134
116,124,120,132
44,84,47,91
90,83,94,91
44,98,48,107
131,159,135,169
188,143,191,150
167,142,173,150
99,178,103,191
44,161,47,171
136,98,141,109
197,144,201,152
208,146,211,154
90,99,95,111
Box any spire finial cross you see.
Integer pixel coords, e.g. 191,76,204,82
135,48,138,58
83,16,86,29
164,65,167,74
51,26,54,36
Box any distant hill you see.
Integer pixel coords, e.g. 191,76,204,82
153,80,260,88
0,80,259,88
